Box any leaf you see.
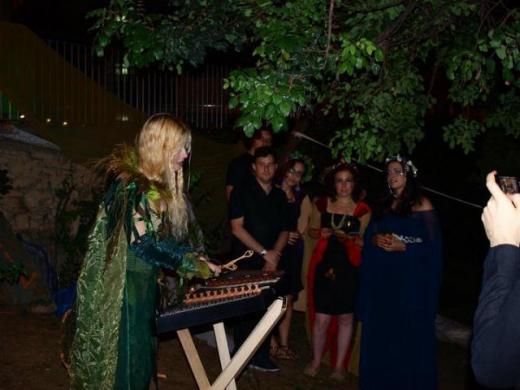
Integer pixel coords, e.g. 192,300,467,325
279,101,291,116
375,49,384,62
496,47,507,60
98,34,110,47
355,57,364,69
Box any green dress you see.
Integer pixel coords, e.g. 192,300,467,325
69,158,210,390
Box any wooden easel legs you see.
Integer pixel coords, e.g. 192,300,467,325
177,297,286,390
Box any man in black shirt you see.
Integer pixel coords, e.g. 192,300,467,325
225,128,273,202
472,171,520,389
229,146,289,372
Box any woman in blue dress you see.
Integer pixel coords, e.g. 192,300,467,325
358,156,442,390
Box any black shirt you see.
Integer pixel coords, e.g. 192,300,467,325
225,153,254,189
472,244,520,389
229,178,289,269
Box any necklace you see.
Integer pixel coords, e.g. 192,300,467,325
330,213,348,230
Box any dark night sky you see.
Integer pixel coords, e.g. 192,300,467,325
11,0,106,42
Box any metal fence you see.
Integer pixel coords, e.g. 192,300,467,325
1,39,233,129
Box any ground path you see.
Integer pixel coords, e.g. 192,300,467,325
0,305,483,389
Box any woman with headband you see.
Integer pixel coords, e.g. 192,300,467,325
358,155,442,390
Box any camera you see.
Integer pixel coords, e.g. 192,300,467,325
496,176,519,194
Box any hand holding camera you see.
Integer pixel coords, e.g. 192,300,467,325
482,171,520,247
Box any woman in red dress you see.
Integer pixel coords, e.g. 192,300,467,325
305,164,371,380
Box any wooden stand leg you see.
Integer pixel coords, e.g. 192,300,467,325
213,322,237,390
177,328,211,390
211,298,286,390
176,298,286,390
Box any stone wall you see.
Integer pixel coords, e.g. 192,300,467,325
0,138,100,260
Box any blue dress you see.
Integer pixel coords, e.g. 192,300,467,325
358,210,442,390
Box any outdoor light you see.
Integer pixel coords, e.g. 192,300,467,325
19,114,26,119
62,121,68,126
115,63,130,76
46,118,51,123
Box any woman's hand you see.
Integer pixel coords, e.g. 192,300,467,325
373,234,406,252
207,261,222,276
288,231,301,245
320,228,333,239
198,255,222,276
372,233,392,248
308,227,321,239
482,171,520,247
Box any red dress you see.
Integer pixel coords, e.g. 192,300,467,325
307,198,371,369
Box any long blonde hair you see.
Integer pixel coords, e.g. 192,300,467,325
137,113,191,238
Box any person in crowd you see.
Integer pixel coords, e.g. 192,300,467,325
358,155,442,390
67,114,220,389
305,164,371,381
225,128,273,201
270,158,311,360
229,146,289,372
472,171,520,389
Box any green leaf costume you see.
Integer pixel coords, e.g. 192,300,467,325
69,147,210,389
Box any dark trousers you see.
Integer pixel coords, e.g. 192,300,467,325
233,310,271,364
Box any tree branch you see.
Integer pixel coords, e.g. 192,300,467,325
323,0,335,66
376,0,418,47
347,0,405,15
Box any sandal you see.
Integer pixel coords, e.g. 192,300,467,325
275,345,298,360
330,370,346,382
303,362,320,378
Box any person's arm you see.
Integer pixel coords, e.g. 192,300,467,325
306,199,323,240
225,185,234,202
273,191,290,255
471,171,520,387
264,190,290,270
229,185,279,268
128,198,216,279
230,216,267,256
353,209,372,247
230,216,279,267
297,195,313,235
472,245,520,388
359,211,371,238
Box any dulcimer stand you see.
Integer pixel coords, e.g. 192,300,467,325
176,297,286,390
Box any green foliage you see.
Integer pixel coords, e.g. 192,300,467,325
443,118,486,153
89,0,520,161
87,0,248,72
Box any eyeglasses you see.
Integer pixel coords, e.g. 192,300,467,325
288,168,304,177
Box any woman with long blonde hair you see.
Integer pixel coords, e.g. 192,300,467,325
68,113,220,389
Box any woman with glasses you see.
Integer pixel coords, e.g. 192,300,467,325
270,158,312,361
358,156,442,390
305,163,371,381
